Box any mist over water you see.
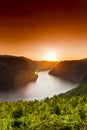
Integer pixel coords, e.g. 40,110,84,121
0,71,77,101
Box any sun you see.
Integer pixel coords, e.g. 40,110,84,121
44,52,57,61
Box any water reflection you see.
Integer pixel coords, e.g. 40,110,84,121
0,71,77,101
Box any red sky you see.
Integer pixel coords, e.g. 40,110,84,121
0,0,87,60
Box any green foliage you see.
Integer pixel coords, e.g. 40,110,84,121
12,118,23,128
0,96,87,130
12,107,23,118
59,84,87,97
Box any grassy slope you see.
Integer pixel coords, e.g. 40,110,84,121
59,75,87,97
59,84,87,97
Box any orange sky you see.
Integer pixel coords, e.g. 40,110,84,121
0,0,87,61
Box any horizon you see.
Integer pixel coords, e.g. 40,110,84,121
0,54,86,62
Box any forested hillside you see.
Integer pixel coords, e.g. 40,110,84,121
0,96,87,130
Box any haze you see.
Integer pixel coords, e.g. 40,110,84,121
0,0,87,60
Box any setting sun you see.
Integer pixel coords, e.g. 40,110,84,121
44,52,58,61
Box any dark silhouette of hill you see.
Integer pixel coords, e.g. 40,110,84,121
0,55,38,91
59,74,87,97
49,59,87,83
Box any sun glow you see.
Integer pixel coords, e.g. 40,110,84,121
44,52,58,61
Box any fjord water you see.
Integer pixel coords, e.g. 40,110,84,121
0,71,77,101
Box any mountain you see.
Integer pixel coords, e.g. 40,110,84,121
59,75,87,97
36,61,58,71
49,59,87,83
0,55,38,90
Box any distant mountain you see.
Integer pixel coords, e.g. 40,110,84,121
0,55,38,90
59,75,87,97
36,61,58,71
49,59,87,83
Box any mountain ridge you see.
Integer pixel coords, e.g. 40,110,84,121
49,59,87,83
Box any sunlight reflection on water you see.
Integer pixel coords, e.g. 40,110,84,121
0,71,77,101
